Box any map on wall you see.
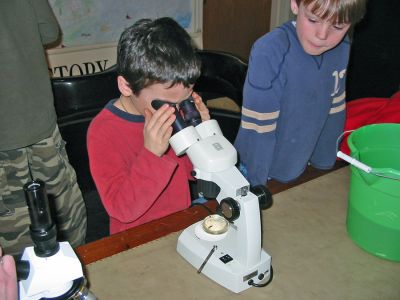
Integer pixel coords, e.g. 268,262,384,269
49,0,194,47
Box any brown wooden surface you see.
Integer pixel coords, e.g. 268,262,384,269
76,161,347,265
76,201,218,265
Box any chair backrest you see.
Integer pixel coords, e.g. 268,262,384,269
52,50,248,193
195,50,247,143
53,65,119,119
53,65,119,193
196,50,247,104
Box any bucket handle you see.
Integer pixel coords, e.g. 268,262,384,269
335,130,354,154
337,151,372,173
336,131,400,182
337,151,400,182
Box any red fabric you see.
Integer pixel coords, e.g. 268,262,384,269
87,108,193,234
340,91,400,154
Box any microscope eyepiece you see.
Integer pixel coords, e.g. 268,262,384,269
180,96,202,127
24,180,59,257
151,99,188,134
151,96,202,136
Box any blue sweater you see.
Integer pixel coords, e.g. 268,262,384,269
234,21,349,185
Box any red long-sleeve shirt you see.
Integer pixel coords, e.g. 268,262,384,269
87,100,193,234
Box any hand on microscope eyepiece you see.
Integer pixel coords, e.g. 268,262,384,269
151,96,203,133
151,99,187,135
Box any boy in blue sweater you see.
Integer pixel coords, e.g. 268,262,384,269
235,0,367,185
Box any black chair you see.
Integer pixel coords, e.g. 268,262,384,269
196,50,247,143
52,50,247,242
53,65,119,193
53,66,119,242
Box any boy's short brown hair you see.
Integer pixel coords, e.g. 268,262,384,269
296,0,367,24
117,17,201,95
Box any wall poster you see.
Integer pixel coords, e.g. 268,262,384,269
47,0,203,77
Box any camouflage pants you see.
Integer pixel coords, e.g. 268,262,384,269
0,125,87,255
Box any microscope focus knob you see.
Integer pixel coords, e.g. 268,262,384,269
218,198,240,222
251,185,273,210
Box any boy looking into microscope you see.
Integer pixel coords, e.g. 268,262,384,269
87,17,210,234
234,0,367,185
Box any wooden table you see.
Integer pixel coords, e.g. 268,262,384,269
74,163,400,300
76,162,347,265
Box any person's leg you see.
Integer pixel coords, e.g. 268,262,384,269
0,149,32,255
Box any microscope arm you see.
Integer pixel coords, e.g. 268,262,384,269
173,120,263,268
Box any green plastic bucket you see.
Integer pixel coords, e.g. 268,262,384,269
347,123,400,261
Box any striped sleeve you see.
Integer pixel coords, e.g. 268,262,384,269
329,91,346,115
310,90,346,169
234,30,289,185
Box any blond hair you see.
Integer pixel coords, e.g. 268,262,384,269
296,0,367,24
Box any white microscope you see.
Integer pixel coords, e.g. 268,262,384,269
152,98,273,293
16,180,96,300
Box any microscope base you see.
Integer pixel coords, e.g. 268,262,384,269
19,242,84,300
177,222,271,293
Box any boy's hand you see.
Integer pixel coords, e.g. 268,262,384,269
192,92,210,121
143,104,176,157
